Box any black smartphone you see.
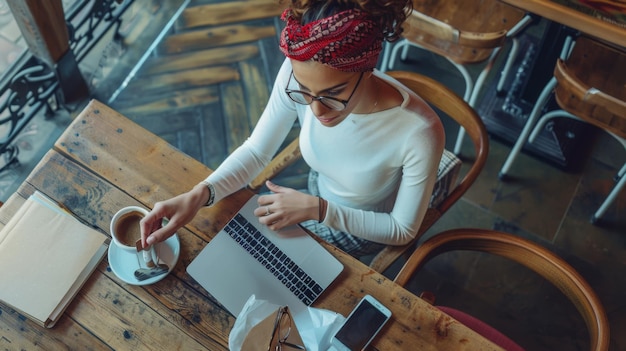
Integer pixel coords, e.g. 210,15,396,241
331,294,392,351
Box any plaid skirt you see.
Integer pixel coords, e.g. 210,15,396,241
300,171,385,257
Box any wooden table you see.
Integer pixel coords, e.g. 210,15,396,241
500,0,626,48
0,100,501,350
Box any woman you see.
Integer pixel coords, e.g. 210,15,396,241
140,0,444,257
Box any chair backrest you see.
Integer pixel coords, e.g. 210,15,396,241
387,71,489,217
393,228,611,351
364,71,489,271
249,70,489,274
403,0,526,64
553,36,626,139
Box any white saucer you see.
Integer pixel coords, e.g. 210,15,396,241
108,234,180,286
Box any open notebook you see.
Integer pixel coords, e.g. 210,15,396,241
0,191,109,328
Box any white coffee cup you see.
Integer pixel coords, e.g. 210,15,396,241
110,206,149,252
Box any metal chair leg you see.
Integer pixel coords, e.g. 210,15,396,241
499,77,557,179
379,41,393,72
526,110,626,224
499,35,575,179
592,163,626,224
528,109,577,143
496,38,520,94
387,39,409,71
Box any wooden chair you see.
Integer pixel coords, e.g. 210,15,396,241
393,0,529,65
499,35,626,223
394,228,610,351
379,0,532,154
249,70,489,273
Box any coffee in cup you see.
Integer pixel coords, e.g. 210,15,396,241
110,206,149,250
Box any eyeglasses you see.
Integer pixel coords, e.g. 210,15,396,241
268,306,305,351
285,71,364,111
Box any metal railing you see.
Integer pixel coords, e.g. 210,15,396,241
0,0,134,173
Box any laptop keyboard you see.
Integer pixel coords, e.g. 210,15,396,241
224,213,324,305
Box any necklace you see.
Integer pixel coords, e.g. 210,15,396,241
352,77,379,121
367,77,379,115
369,99,378,114
352,98,377,124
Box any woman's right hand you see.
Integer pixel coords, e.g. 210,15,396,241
140,182,209,248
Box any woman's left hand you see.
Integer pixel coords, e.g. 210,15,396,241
254,180,318,230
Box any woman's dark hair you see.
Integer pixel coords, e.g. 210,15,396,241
282,0,412,42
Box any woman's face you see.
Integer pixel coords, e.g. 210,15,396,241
290,59,367,127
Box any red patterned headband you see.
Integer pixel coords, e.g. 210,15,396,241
279,8,383,72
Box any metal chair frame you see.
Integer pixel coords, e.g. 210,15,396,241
499,35,626,223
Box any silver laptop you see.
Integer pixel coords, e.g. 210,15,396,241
187,195,344,317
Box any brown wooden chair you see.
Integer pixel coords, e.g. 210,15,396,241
499,35,626,223
393,228,610,351
249,70,489,273
380,0,532,155
396,0,528,65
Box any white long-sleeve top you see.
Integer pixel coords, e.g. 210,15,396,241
205,59,444,245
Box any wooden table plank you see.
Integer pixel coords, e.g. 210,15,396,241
0,299,109,351
68,270,216,350
0,193,25,228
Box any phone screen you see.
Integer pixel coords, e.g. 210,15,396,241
334,299,389,350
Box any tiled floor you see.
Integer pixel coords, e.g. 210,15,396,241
1,1,624,350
